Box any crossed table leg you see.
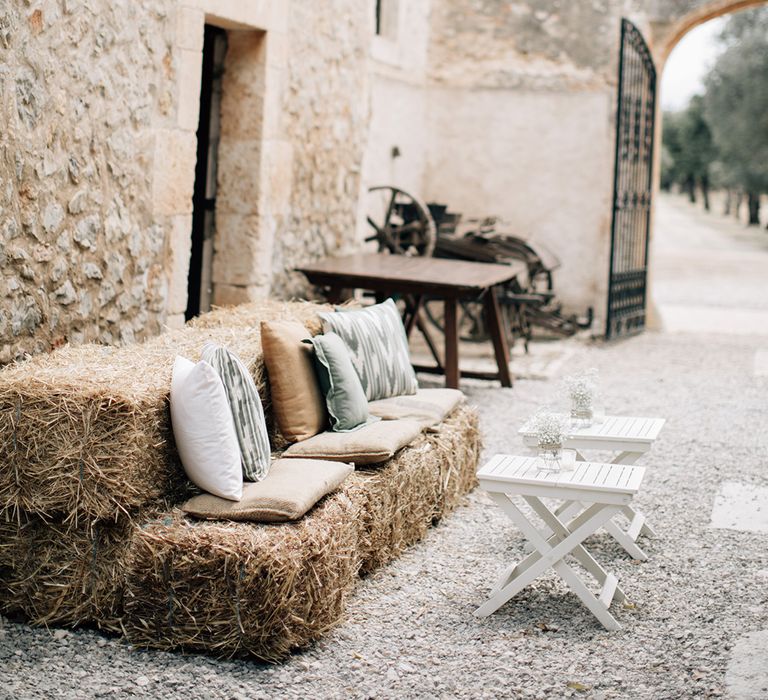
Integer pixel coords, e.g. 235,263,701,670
475,492,627,630
552,450,656,561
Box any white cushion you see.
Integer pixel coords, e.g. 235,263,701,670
170,356,243,501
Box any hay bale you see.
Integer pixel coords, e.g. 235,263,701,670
344,403,481,575
0,326,269,523
429,403,482,520
188,299,329,335
0,511,142,632
123,492,359,661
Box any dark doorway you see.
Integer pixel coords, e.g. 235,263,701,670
186,25,228,321
606,19,656,339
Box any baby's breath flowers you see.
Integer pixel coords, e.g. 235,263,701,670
564,368,599,427
530,410,570,449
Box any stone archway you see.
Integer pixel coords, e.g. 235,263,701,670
648,0,768,69
641,0,768,330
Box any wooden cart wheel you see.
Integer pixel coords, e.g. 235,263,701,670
366,186,436,257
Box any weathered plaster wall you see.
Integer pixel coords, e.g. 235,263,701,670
421,0,630,324
0,0,176,362
428,0,626,90
361,0,432,206
424,89,615,314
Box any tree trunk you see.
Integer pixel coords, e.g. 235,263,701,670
733,193,742,220
700,177,710,211
747,192,760,226
686,177,696,203
723,190,732,216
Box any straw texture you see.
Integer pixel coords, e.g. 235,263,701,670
344,403,481,575
0,326,273,524
123,494,359,661
187,300,330,334
0,510,153,632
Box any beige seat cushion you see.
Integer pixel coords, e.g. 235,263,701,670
367,388,465,428
181,458,353,522
282,419,422,465
260,320,328,442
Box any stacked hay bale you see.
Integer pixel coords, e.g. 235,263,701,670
0,299,482,660
122,496,360,661
343,405,481,575
0,312,311,636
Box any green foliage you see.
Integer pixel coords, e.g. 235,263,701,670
661,97,716,199
662,7,768,221
703,7,768,197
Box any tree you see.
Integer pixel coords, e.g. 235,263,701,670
703,8,768,225
661,98,717,207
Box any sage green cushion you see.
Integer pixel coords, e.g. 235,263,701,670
306,333,377,432
319,299,418,401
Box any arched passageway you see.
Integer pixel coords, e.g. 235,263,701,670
647,2,768,335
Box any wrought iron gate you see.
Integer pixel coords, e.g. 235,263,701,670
606,19,656,339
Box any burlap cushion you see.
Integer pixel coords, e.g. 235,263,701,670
282,418,422,465
260,320,327,442
367,388,465,428
181,458,353,522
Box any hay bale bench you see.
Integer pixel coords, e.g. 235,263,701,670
0,300,480,660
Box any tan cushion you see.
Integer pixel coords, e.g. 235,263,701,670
282,419,422,465
181,458,353,522
367,388,465,428
261,320,328,442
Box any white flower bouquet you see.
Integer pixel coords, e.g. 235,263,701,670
529,410,569,450
564,368,599,426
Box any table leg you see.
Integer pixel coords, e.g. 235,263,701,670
326,287,346,304
476,495,623,630
444,297,459,389
484,286,512,388
403,295,423,338
611,451,641,465
525,496,626,602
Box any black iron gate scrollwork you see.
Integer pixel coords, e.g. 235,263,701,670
606,19,656,339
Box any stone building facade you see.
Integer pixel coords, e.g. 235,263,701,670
0,0,763,362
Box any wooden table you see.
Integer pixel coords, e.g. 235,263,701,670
476,454,646,630
298,253,526,389
519,414,665,560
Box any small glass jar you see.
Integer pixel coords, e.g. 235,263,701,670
570,403,593,428
537,442,563,471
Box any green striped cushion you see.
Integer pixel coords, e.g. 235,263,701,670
201,343,271,482
318,299,418,401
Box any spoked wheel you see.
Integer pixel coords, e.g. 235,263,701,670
366,186,436,257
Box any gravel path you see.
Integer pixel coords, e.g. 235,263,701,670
2,328,766,699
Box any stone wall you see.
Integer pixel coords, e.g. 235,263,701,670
269,0,371,300
1,0,760,362
0,0,176,362
0,0,372,361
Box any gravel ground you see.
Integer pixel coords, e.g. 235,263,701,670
2,328,766,699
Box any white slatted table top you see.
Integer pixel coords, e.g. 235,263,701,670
478,454,646,498
519,415,665,449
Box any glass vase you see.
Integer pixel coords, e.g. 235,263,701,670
537,443,563,471
570,401,593,428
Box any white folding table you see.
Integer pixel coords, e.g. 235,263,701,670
476,454,646,630
519,415,665,560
